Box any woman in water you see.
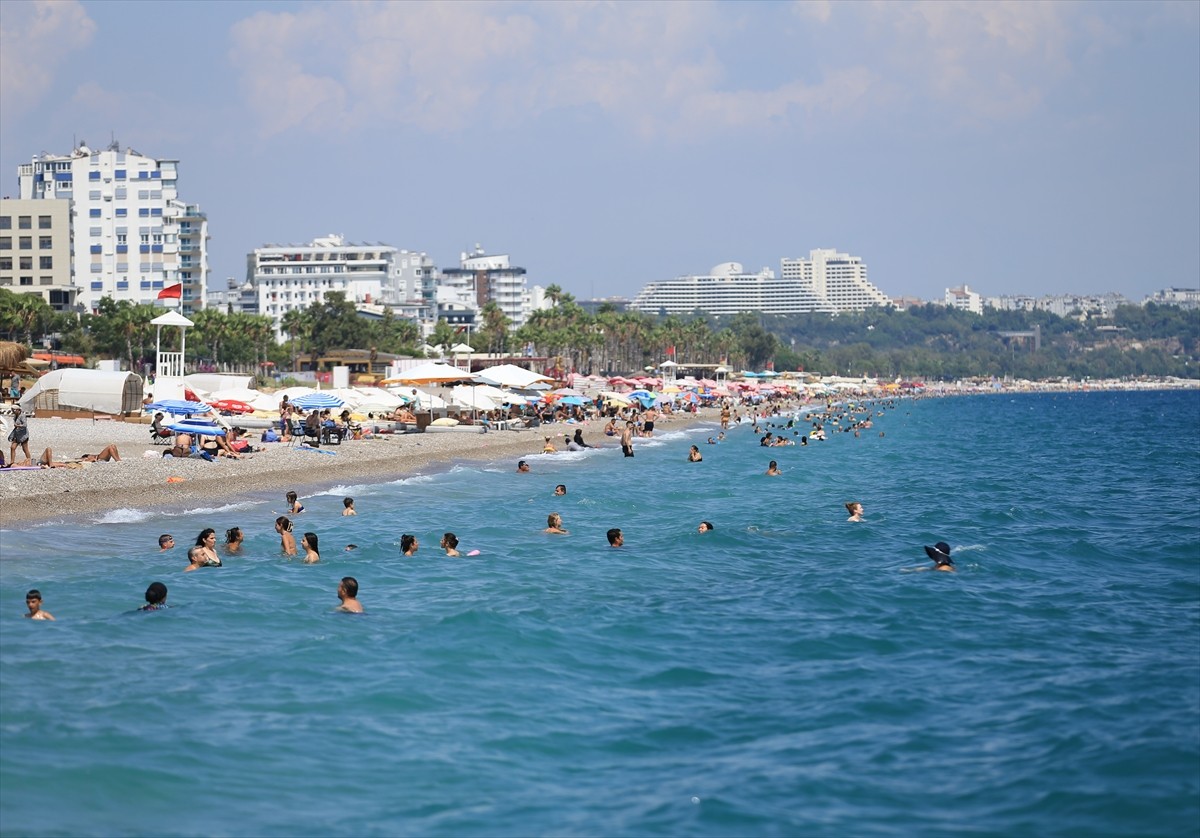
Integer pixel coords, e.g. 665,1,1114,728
286,491,304,514
301,532,320,564
766,460,781,476
845,502,864,522
687,445,703,462
440,532,462,557
401,534,419,556
224,527,244,553
544,513,569,535
275,516,297,556
194,528,222,566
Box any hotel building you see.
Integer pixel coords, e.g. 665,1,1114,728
630,262,827,316
0,197,78,311
16,142,209,314
779,249,890,312
441,246,530,329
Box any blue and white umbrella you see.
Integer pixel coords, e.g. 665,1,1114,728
291,392,345,410
167,421,226,437
146,399,213,416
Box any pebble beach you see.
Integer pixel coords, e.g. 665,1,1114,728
0,412,708,527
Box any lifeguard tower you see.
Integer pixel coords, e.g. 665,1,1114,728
150,310,193,401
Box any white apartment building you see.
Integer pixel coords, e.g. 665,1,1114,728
1145,287,1200,310
0,198,77,310
780,249,890,312
945,285,983,315
16,142,209,314
441,246,530,328
250,234,397,339
630,262,827,316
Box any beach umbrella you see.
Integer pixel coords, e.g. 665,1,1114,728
146,399,213,416
382,362,473,386
473,364,554,389
558,396,587,406
167,421,225,436
208,399,255,414
291,392,345,410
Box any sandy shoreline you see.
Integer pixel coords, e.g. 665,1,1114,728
0,411,714,527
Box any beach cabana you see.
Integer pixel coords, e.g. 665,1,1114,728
382,362,473,386
474,364,554,389
19,369,143,415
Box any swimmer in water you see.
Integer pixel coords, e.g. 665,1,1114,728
275,516,297,556
607,527,624,548
401,534,418,556
846,502,863,522
343,497,356,516
697,521,714,533
224,527,244,553
194,528,221,566
140,582,169,611
158,534,175,551
516,460,530,473
922,542,955,572
24,589,54,620
545,512,569,535
336,577,363,613
345,544,359,552
766,460,781,476
440,532,461,557
286,491,304,514
301,532,320,564
554,484,567,496
687,445,703,462
183,546,210,572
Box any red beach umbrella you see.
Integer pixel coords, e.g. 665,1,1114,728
209,399,255,414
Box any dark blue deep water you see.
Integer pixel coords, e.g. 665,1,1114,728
2,391,1198,837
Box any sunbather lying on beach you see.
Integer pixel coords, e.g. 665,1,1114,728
9,444,120,468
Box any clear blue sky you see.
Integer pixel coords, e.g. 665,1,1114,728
2,0,1197,303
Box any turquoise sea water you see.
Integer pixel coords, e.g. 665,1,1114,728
1,390,1198,837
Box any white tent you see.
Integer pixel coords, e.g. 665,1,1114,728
382,362,473,385
474,364,554,389
407,388,448,410
20,369,144,415
183,374,254,396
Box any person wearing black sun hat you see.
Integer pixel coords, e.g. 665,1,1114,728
924,542,956,572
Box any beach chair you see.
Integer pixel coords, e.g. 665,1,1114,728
150,428,173,446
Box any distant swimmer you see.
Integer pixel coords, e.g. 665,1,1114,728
276,516,297,556
766,460,781,476
224,527,244,553
607,528,624,548
158,534,175,551
923,542,956,572
697,521,714,533
687,445,703,462
401,534,419,556
545,513,569,535
846,502,864,522
554,484,567,496
24,589,54,620
336,577,363,613
516,460,531,473
140,582,169,611
441,533,462,557
286,491,304,514
343,497,357,516
302,532,321,564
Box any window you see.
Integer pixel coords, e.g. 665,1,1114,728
19,276,32,286
0,258,10,270
40,276,52,286
138,208,149,217
115,169,126,180
138,171,149,179
20,257,32,269
89,171,101,180
18,216,31,229
89,208,101,218
115,208,127,217
89,190,101,200
138,190,150,200
117,234,127,244
39,236,51,249
89,226,102,236
115,188,127,199
38,215,51,229
19,237,31,250
90,245,102,254
0,237,10,250
150,208,162,217
39,256,52,269
0,216,9,230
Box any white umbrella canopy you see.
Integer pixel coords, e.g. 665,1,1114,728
382,362,474,385
451,391,500,412
451,384,508,402
474,364,554,389
208,387,263,404
450,343,474,353
405,388,448,409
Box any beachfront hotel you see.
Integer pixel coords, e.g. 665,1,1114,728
630,249,889,316
441,246,531,329
0,197,78,311
15,141,209,315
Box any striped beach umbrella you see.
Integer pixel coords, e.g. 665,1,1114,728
290,392,345,410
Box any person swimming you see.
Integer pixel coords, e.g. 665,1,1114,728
140,582,169,611
545,513,568,535
697,521,715,533
401,534,418,556
224,527,244,553
276,516,297,556
343,497,357,516
301,532,320,564
336,577,363,613
923,542,955,572
286,491,304,514
766,460,781,476
846,502,863,522
441,532,462,557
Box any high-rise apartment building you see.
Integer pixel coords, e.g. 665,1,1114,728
630,262,826,316
945,285,983,315
441,246,529,328
779,249,889,312
0,198,77,310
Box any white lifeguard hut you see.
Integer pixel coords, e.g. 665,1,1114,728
659,359,678,385
150,309,193,401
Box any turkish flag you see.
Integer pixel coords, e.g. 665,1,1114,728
157,283,182,300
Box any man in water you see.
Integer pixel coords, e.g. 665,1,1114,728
140,582,169,611
697,521,714,533
607,528,624,548
621,422,635,458
24,589,54,620
554,484,567,496
337,577,364,613
516,460,531,473
158,534,175,551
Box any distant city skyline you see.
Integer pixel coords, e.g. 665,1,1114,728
2,1,1197,305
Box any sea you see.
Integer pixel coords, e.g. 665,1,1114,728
1,390,1197,838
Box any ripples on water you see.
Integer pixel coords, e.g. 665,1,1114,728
2,391,1198,837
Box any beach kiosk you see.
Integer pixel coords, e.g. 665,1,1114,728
150,310,193,402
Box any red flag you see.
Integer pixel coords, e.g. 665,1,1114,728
157,283,182,300
666,345,675,356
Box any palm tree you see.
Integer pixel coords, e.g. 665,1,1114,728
280,308,310,373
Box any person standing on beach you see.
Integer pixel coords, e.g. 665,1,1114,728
276,516,297,556
337,577,363,613
24,589,54,620
7,404,30,466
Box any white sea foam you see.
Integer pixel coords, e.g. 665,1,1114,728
93,508,154,524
